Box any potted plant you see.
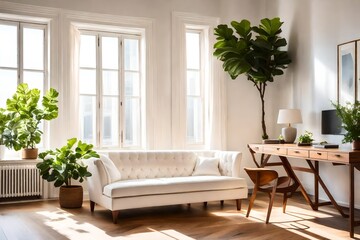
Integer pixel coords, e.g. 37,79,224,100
332,101,360,149
297,131,314,146
37,138,99,208
6,83,59,159
213,17,291,139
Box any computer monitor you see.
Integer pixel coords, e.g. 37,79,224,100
321,109,344,135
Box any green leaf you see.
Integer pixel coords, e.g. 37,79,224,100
231,20,251,38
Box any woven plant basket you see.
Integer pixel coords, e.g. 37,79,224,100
59,185,83,208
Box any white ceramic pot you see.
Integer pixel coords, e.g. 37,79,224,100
0,145,5,160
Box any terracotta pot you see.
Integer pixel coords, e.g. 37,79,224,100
59,185,83,208
22,148,38,159
353,140,360,150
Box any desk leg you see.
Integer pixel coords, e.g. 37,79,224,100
315,161,319,210
350,164,355,238
279,156,315,210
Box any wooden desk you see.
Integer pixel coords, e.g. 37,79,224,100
248,143,360,238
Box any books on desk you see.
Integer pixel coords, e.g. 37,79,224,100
262,139,285,144
312,143,339,148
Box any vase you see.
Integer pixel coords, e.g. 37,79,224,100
352,140,360,150
0,145,5,160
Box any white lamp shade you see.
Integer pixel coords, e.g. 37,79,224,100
277,109,303,124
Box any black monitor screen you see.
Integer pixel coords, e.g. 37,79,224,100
321,109,344,135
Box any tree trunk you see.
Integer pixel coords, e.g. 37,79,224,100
259,83,268,140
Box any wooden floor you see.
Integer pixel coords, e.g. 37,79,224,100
0,192,359,240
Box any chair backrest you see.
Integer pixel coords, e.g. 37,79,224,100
244,168,278,186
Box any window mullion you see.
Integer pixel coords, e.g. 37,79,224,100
97,35,102,148
18,22,22,84
119,37,123,148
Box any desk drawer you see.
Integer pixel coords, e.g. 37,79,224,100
263,146,287,155
288,149,309,158
328,152,349,163
310,150,328,160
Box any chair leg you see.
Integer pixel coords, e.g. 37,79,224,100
283,193,288,213
220,200,224,206
266,184,277,224
203,202,208,207
246,187,258,218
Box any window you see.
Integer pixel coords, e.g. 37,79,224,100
79,31,141,148
172,13,224,150
186,30,204,144
0,20,47,148
0,20,47,107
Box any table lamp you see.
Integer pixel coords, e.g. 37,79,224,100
277,109,302,143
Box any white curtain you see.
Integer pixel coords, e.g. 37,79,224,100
207,57,227,150
68,23,81,138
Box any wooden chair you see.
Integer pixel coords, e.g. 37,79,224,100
244,167,297,223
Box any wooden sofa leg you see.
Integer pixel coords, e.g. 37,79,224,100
220,200,224,206
203,202,208,207
112,210,120,224
90,201,95,212
236,199,241,211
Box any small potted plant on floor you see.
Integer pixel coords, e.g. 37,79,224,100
332,101,360,149
6,83,59,159
37,138,99,208
297,131,314,146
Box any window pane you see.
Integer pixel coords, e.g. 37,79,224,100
0,24,17,68
80,35,96,68
79,69,96,94
23,71,44,95
186,32,200,70
23,27,44,70
125,72,140,96
102,96,119,146
79,96,96,145
102,36,118,69
102,70,118,95
0,70,17,107
124,98,140,146
187,97,203,143
187,70,200,96
124,39,139,71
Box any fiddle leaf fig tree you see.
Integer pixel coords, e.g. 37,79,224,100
214,17,291,139
0,108,11,146
6,83,59,150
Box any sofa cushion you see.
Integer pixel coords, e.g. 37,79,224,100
192,157,221,176
99,154,122,183
103,176,247,198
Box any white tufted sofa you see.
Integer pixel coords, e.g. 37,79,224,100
86,150,248,223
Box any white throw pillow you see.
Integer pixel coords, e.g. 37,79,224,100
192,157,221,176
99,154,122,183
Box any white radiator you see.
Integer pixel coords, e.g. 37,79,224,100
0,164,42,198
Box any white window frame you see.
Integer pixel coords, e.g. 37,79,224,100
172,12,221,150
185,28,206,145
0,19,49,148
78,29,143,149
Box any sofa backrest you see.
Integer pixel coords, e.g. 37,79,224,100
108,151,198,180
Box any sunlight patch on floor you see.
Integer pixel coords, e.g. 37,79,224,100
37,209,195,240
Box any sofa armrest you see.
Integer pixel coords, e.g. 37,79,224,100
215,151,242,177
86,157,108,202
